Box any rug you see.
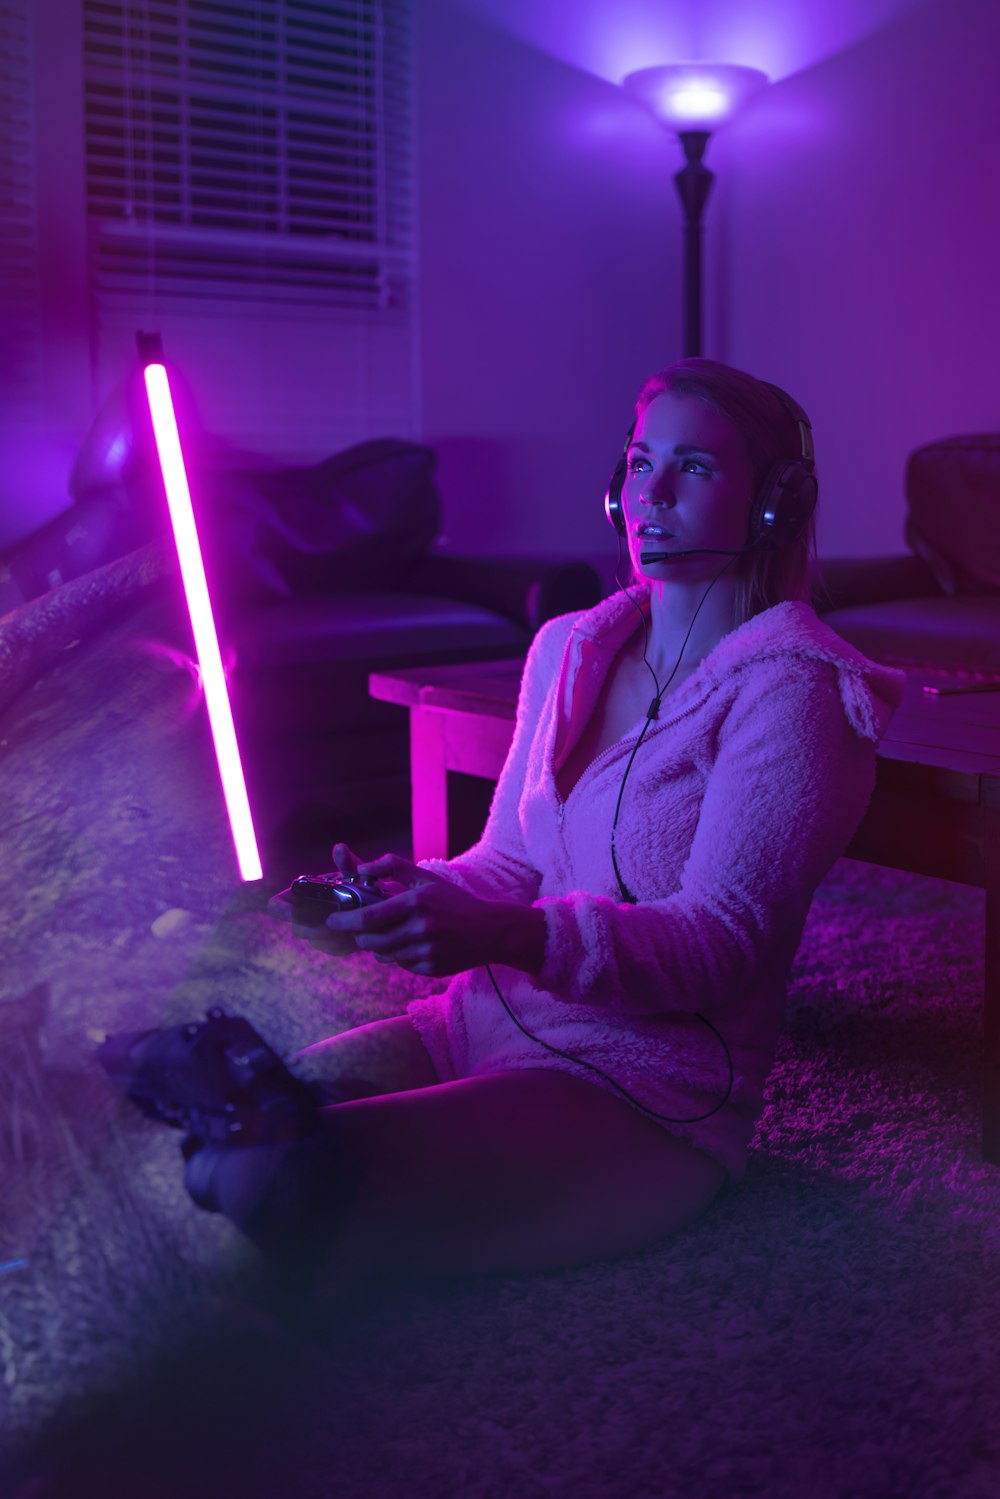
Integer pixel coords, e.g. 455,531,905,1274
0,577,998,1498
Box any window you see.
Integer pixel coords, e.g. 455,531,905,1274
81,0,417,456
0,0,42,428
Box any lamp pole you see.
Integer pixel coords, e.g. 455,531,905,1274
621,64,768,360
673,130,714,358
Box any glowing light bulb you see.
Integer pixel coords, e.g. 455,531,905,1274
623,63,768,133
668,85,729,122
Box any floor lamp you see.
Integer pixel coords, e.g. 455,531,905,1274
622,64,768,357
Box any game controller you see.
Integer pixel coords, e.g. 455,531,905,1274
280,872,392,927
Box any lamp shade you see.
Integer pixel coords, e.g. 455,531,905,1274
622,63,768,132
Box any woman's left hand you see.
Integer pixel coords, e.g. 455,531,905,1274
327,852,545,978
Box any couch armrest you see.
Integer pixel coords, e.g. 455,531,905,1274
407,553,603,631
0,490,155,615
816,554,941,613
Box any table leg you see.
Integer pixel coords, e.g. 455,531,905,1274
409,707,449,862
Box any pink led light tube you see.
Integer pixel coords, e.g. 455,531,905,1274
143,361,263,882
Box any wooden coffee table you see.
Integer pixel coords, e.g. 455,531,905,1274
370,660,1000,1164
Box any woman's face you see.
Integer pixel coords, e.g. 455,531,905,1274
622,391,755,580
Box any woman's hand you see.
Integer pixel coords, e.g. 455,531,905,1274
324,848,547,979
266,842,364,957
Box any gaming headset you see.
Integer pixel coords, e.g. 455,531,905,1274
604,380,818,552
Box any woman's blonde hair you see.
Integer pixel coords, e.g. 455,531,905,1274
634,358,819,626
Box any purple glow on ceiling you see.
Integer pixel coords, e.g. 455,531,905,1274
447,0,931,85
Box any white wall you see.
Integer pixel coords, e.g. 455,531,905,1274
0,0,91,550
418,0,1000,563
414,0,680,558
708,0,1000,557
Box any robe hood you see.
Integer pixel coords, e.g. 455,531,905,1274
559,588,905,744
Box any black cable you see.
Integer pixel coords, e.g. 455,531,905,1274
609,539,741,902
483,960,733,1125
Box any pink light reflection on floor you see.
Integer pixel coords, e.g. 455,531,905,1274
143,361,263,882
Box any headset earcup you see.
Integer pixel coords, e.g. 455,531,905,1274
750,461,818,548
604,455,629,535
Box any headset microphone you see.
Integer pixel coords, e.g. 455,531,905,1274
639,543,757,565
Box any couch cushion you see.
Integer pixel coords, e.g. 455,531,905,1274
822,595,1000,676
231,592,529,670
906,435,1000,594
200,439,441,609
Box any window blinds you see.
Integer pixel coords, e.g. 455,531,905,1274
0,0,42,415
82,0,417,457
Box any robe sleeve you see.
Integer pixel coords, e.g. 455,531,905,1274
531,657,892,1016
413,614,573,903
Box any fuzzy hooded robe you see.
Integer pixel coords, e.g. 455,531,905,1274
406,588,905,1184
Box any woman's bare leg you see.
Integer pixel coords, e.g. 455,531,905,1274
197,1067,727,1304
294,1014,440,1101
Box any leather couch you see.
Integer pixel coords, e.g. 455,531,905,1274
817,435,1000,679
207,437,602,851
1,406,602,857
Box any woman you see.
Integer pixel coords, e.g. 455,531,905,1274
187,359,904,1302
